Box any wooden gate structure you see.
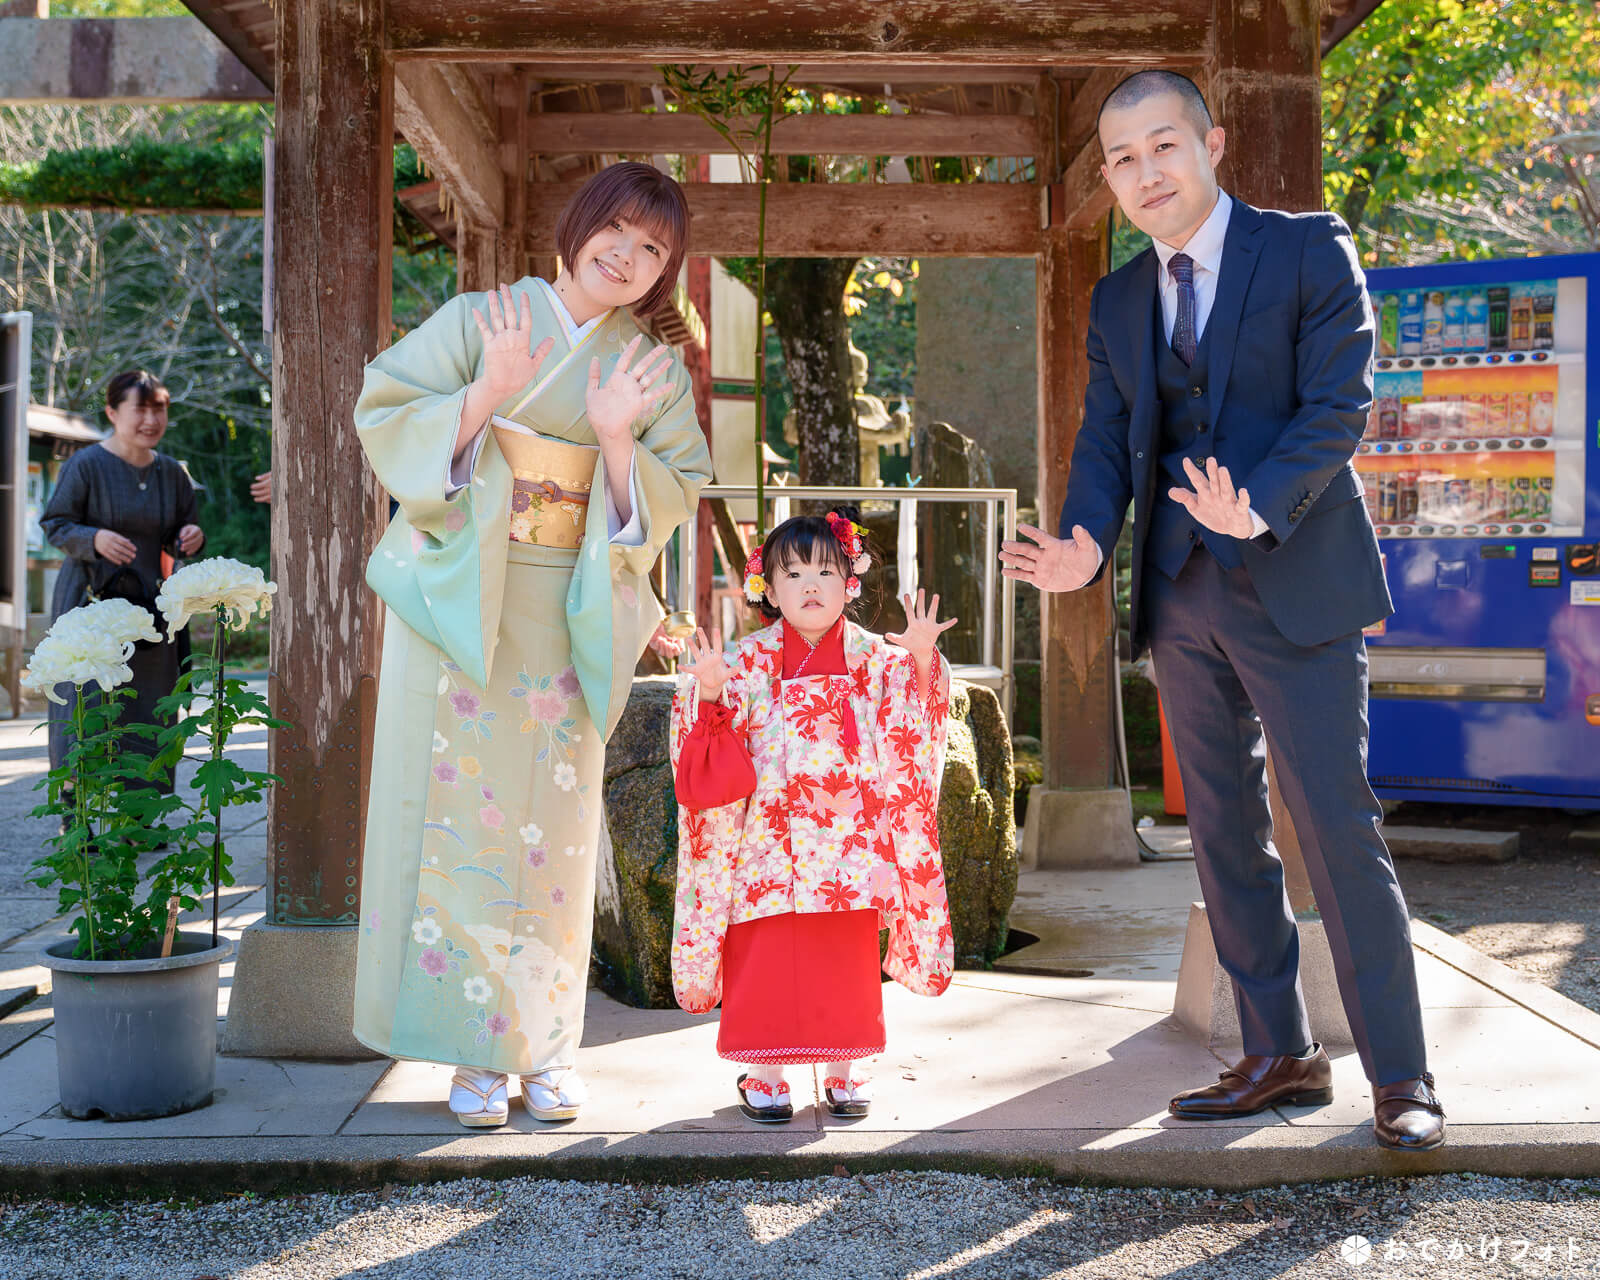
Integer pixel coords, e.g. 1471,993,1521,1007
157,0,1379,1052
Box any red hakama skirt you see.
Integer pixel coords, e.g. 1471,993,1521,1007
716,908,886,1064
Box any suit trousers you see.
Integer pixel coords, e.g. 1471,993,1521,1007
1145,549,1427,1085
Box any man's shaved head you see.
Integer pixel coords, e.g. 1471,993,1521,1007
1097,70,1214,146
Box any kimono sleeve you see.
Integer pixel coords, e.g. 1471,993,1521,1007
604,355,713,580
877,649,954,997
353,293,484,539
666,658,754,1015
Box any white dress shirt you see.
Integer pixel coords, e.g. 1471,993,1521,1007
1152,191,1232,347
1087,189,1264,576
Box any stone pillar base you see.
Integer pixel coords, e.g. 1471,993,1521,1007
1172,901,1354,1047
1019,786,1140,870
221,922,381,1060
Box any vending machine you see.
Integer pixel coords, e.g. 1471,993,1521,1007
1358,254,1600,809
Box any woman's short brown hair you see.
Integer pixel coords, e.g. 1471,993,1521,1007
105,369,169,412
555,163,689,318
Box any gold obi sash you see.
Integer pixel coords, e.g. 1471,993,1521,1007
491,418,598,550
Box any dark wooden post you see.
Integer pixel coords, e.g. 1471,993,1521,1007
684,156,716,630
224,0,391,1058
1209,0,1324,911
266,0,392,925
1025,72,1137,867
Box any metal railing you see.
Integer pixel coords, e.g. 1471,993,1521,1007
675,484,1018,717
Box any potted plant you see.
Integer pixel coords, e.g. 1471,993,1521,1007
26,558,279,1121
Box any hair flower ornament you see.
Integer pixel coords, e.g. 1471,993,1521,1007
743,549,767,603
845,575,862,600
825,511,871,575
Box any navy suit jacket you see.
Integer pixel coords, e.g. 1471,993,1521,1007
1062,197,1394,656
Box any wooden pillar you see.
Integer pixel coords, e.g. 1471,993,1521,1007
684,156,716,631
1024,73,1136,867
493,69,530,283
1209,0,1324,913
1037,223,1117,791
265,0,391,927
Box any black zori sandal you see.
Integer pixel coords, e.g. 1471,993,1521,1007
736,1072,794,1123
823,1075,870,1118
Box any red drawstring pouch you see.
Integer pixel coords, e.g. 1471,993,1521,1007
675,700,758,809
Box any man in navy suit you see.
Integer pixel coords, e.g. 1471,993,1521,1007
1001,70,1444,1150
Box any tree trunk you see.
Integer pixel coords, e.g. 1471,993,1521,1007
764,257,860,487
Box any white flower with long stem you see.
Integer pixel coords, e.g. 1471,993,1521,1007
155,556,277,634
48,599,161,652
21,626,136,705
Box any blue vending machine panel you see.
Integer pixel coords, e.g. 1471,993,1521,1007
1361,254,1600,808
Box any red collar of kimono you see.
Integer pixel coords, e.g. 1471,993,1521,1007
780,616,848,679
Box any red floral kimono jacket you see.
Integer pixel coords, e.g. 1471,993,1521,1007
668,618,954,1028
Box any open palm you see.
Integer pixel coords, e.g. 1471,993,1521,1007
473,283,555,400
886,590,957,665
587,335,675,443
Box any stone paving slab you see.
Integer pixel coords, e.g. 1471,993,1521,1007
3,853,1600,1192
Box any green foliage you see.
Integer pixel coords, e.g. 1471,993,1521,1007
0,137,263,210
1321,0,1598,258
28,608,285,961
845,257,917,400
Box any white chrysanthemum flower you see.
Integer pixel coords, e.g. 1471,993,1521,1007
49,599,161,651
554,762,577,791
462,975,492,1004
519,822,543,845
411,918,442,946
21,626,136,704
155,556,277,635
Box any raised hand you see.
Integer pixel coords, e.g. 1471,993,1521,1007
176,524,204,556
999,522,1102,593
680,626,732,701
587,334,676,443
472,283,556,401
1170,456,1255,539
885,590,958,666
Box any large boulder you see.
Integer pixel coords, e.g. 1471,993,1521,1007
593,675,1018,1008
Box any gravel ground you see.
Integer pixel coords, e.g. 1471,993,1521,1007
1389,803,1600,1016
2,1171,1599,1280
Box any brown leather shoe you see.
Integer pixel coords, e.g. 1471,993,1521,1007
1373,1072,1446,1150
1169,1045,1334,1119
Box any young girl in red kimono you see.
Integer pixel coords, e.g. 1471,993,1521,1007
670,509,956,1122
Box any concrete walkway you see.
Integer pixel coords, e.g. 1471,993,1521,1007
3,711,1600,1193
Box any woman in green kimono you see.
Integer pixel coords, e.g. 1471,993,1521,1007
351,163,712,1127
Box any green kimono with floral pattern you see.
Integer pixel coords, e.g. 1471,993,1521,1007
351,280,711,1073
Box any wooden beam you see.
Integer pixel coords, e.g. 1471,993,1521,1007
393,62,505,227
266,0,391,926
0,16,267,103
1062,66,1131,154
386,0,1212,63
1057,137,1114,230
526,181,1043,257
529,111,1040,156
178,0,273,89
513,62,1093,86
1322,0,1386,55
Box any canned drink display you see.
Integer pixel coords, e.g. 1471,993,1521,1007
1508,391,1532,435
1487,285,1510,350
1530,389,1555,436
1397,470,1420,520
1400,397,1424,438
1442,289,1466,354
1377,395,1401,439
1509,288,1534,349
1399,291,1424,355
1377,293,1399,357
1362,476,1380,522
1508,476,1532,521
1486,391,1510,436
1532,285,1556,349
1418,470,1446,521
1531,475,1553,520
1444,477,1469,520
1461,393,1487,438
1418,399,1442,439
1378,473,1399,522
1422,291,1446,354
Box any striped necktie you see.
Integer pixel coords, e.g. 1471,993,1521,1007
1169,252,1198,366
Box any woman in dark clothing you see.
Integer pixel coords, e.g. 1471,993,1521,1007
40,370,205,790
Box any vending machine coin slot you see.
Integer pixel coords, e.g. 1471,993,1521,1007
1434,559,1471,589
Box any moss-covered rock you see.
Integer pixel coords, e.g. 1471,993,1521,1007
939,682,1018,968
594,675,1019,1008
